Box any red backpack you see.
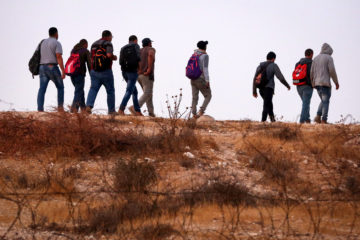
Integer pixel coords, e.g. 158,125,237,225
292,64,307,85
65,52,81,76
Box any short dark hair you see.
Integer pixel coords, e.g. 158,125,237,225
197,41,208,50
266,51,276,60
49,27,58,36
79,39,88,46
129,35,137,42
102,30,112,38
305,48,313,57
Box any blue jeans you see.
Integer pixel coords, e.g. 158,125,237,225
297,85,313,123
86,69,115,113
37,65,64,111
315,86,331,121
71,75,86,111
119,72,140,112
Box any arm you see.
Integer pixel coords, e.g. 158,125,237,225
310,62,315,87
253,65,261,97
274,64,290,89
56,53,65,79
85,50,92,72
144,49,155,75
202,54,210,84
105,42,117,61
328,57,339,89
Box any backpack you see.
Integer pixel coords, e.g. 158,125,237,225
186,53,203,80
292,63,308,85
254,62,271,88
92,42,110,72
65,51,82,76
120,44,139,72
28,40,44,79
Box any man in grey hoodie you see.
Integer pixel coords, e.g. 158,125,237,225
191,41,212,118
253,52,291,122
310,43,339,124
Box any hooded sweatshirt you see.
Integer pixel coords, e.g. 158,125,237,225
295,57,312,86
195,49,210,82
253,61,290,95
70,43,91,76
310,43,339,88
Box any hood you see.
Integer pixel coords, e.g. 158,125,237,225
299,58,312,64
320,43,333,55
194,49,206,55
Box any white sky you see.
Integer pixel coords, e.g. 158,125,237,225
0,0,359,122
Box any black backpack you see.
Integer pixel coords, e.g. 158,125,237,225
28,40,44,78
254,62,272,88
92,42,110,72
120,44,139,72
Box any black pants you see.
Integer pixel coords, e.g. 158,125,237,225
259,87,274,122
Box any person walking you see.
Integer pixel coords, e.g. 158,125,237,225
187,40,212,118
310,43,339,124
119,35,142,116
36,27,66,112
85,30,117,115
253,52,291,122
135,38,156,117
293,49,314,124
67,39,91,113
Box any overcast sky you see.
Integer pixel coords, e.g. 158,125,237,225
0,0,359,123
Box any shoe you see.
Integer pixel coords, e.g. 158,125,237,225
314,115,321,123
270,115,276,123
149,113,156,118
118,109,125,116
85,106,92,114
193,114,200,119
198,110,205,117
135,111,143,116
321,120,328,124
108,111,119,116
70,107,78,113
305,120,311,124
128,106,136,116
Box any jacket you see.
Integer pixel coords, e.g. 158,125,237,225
195,49,210,82
310,43,339,88
71,43,91,76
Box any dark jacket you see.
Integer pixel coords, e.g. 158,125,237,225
253,61,290,95
295,58,312,86
71,43,91,76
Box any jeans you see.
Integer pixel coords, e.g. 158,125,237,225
138,74,154,115
191,78,212,115
297,85,313,123
37,65,64,111
315,86,331,121
71,75,86,111
86,69,115,113
120,72,140,112
259,87,274,122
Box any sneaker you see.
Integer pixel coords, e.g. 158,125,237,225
321,120,328,124
118,109,125,116
58,106,65,113
149,113,156,118
270,115,276,123
108,111,119,116
135,111,143,116
128,106,136,116
314,115,321,123
198,110,205,117
305,120,311,124
85,106,92,114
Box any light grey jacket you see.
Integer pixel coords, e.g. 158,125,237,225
195,49,210,82
310,43,339,88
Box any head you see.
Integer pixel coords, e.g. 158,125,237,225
197,41,208,51
305,48,314,59
102,30,113,42
79,39,88,49
266,51,276,62
321,43,333,55
142,38,153,47
49,27,58,39
129,35,138,44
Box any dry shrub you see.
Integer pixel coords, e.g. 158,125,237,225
114,159,158,192
345,176,360,196
178,156,195,169
203,137,219,151
137,224,182,240
263,124,300,141
184,177,257,207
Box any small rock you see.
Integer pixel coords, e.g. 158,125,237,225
196,115,216,125
183,152,195,159
184,146,191,151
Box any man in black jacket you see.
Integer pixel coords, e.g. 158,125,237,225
253,52,291,122
295,49,314,123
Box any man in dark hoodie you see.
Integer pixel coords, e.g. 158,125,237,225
310,43,339,124
295,49,314,123
253,52,291,122
69,39,91,113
